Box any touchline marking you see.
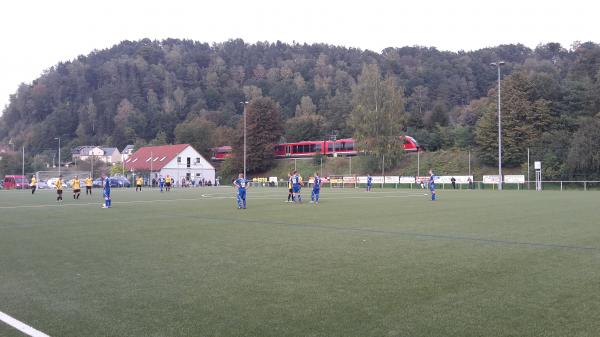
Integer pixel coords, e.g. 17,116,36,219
0,310,50,337
0,193,424,209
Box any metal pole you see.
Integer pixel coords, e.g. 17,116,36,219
242,101,248,179
320,157,323,177
22,146,25,190
527,147,530,190
57,137,61,176
468,150,471,177
349,157,352,175
381,155,385,188
497,64,503,191
417,150,420,177
294,158,297,171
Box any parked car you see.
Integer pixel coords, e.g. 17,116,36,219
37,181,49,189
93,176,131,188
3,175,29,189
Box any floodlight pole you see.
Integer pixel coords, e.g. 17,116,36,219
417,150,420,177
241,101,249,179
22,146,25,190
468,150,471,177
54,137,61,176
150,150,153,187
527,147,530,189
491,61,505,190
381,154,385,188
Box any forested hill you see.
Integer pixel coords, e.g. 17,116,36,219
1,39,600,178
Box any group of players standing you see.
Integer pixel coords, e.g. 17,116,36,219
285,171,322,204
233,170,323,210
232,169,438,209
28,174,112,208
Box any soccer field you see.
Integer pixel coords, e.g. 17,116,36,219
1,187,599,337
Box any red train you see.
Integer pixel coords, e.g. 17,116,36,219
210,136,420,161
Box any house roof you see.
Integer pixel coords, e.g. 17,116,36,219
122,145,135,153
102,147,119,156
72,146,103,156
124,144,190,171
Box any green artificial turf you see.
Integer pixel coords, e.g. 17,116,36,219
1,187,599,337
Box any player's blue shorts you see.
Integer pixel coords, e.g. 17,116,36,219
292,184,300,193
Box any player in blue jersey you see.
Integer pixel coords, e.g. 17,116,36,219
291,170,302,203
158,175,165,193
366,174,373,192
233,173,248,209
311,172,321,204
429,170,436,201
102,174,112,208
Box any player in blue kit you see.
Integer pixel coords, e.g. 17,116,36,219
102,174,112,208
366,174,373,192
158,175,165,193
311,172,321,204
233,173,248,209
429,169,436,201
291,171,302,203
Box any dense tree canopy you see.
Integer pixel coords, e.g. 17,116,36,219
1,38,600,178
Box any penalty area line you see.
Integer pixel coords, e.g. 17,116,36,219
0,310,50,337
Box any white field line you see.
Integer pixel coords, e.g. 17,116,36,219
0,311,50,337
0,192,427,210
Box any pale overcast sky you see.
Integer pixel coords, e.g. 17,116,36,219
0,0,597,110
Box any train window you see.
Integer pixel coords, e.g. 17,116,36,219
309,144,316,152
293,145,298,153
328,143,333,151
335,143,343,151
347,142,354,150
315,144,321,152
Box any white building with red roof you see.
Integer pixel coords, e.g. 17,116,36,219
124,144,215,185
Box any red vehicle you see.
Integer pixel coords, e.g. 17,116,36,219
3,175,29,189
209,146,232,161
274,136,419,158
211,136,420,161
274,139,357,158
403,136,420,152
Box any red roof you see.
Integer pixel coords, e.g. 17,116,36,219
124,144,190,171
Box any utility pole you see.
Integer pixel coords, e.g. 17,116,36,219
490,61,505,190
54,137,61,176
22,147,25,190
240,101,249,179
381,154,385,188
